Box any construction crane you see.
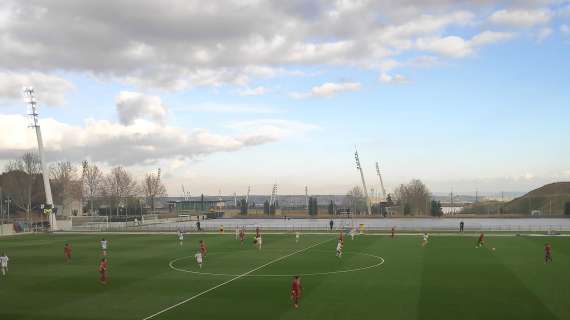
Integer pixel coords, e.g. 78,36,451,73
375,161,387,201
354,148,372,215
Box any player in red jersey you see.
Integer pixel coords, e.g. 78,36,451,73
339,230,344,243
199,240,208,257
544,243,552,264
476,233,485,248
290,276,302,309
64,243,72,263
99,258,108,285
239,228,245,246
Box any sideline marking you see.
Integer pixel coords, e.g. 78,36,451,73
169,251,384,277
142,238,333,320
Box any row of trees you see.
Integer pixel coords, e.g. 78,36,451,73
0,152,167,218
338,179,432,216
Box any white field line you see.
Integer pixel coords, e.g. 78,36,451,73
141,238,333,320
55,231,570,237
169,251,385,277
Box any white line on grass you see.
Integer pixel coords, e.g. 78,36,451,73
168,251,385,277
142,237,334,320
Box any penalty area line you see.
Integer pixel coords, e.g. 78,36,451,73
141,237,334,320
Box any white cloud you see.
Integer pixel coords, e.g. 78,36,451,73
379,73,409,84
416,36,472,58
0,2,540,90
184,103,281,114
0,72,73,107
535,27,553,42
561,24,570,35
226,119,319,145
417,31,514,58
0,114,316,165
291,82,361,99
116,91,168,126
489,9,552,28
237,86,270,96
471,31,515,47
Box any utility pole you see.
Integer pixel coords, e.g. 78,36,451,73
354,148,371,215
6,198,11,220
450,191,454,215
305,186,309,210
25,88,56,230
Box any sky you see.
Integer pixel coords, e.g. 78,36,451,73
0,0,569,196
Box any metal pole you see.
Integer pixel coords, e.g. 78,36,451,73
25,88,56,230
355,148,371,215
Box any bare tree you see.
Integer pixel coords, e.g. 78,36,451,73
141,169,167,213
103,166,138,215
2,153,42,219
393,179,431,215
51,161,80,215
82,162,103,214
343,186,367,215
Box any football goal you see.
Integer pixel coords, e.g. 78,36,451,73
70,215,109,231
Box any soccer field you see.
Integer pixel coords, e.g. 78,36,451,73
1,233,569,320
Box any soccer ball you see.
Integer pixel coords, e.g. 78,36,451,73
492,247,496,251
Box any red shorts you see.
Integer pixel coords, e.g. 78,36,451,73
100,271,107,281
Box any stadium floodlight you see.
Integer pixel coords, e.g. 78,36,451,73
354,147,372,215
375,161,387,201
270,183,278,206
25,88,57,230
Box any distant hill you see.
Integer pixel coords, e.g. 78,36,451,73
502,182,570,215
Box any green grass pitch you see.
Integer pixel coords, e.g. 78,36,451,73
1,232,569,319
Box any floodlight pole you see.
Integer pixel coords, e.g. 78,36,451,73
25,88,56,230
355,148,372,215
375,161,387,201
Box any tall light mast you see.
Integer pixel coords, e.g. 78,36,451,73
354,148,371,215
25,88,56,230
245,186,250,205
270,184,278,206
375,161,387,201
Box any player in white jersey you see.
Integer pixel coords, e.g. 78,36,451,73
295,232,300,243
100,238,108,256
0,252,9,277
178,230,184,246
235,226,240,240
256,235,263,250
195,252,203,268
336,240,343,258
422,233,429,247
350,228,356,240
